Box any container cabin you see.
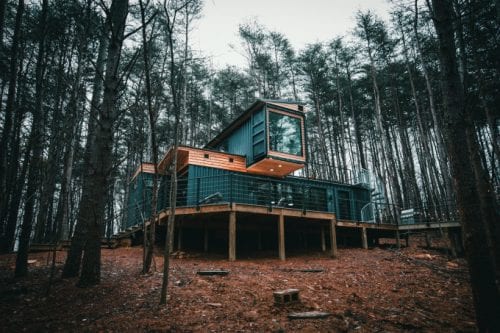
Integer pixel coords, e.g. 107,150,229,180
124,99,460,259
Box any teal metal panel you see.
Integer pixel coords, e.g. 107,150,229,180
187,165,232,206
251,108,266,161
212,107,266,166
126,173,154,228
227,119,253,162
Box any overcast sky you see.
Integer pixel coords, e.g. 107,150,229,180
190,0,392,68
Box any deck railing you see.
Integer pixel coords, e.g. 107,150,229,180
126,172,462,230
127,173,373,228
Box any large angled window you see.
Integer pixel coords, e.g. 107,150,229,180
269,111,303,156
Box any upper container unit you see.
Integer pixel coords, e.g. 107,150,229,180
205,99,306,178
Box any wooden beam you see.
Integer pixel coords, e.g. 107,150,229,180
361,227,368,249
329,216,338,258
177,224,183,251
320,227,326,252
203,224,209,252
396,230,401,249
278,213,285,261
425,232,432,248
228,211,236,261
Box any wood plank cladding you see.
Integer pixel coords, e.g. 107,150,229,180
182,147,247,173
131,163,157,181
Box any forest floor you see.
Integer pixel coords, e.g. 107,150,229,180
0,236,475,332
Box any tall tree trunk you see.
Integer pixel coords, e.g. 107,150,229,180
0,0,24,245
414,0,454,205
78,0,129,287
62,31,108,278
15,0,48,277
140,0,158,274
345,64,366,170
63,0,128,286
431,0,500,330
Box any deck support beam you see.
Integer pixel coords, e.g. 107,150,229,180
228,211,236,261
278,213,285,261
320,227,326,252
396,230,401,249
203,225,208,252
425,232,432,248
177,224,183,251
361,227,368,249
329,217,338,258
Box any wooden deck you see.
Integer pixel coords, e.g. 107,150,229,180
133,203,461,261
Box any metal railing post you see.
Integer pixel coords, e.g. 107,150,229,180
302,184,306,214
268,180,272,212
229,173,233,205
196,177,201,211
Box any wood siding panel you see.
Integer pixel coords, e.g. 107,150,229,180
186,148,247,173
131,163,157,181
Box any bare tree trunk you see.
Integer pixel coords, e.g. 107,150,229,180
63,0,128,286
62,32,108,278
140,0,158,274
431,0,500,330
345,64,367,170
0,0,24,248
414,0,454,205
160,0,194,304
15,0,48,277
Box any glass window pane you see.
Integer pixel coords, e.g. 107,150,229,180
269,111,303,156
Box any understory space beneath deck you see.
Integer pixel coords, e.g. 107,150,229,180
147,203,461,260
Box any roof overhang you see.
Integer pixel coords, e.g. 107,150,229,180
246,157,304,177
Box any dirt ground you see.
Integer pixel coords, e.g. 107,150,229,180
0,236,475,332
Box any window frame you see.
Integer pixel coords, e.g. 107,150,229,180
266,108,306,161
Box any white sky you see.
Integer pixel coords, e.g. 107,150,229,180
191,0,392,68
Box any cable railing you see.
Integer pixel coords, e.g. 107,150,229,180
292,163,370,187
125,173,461,230
126,173,373,227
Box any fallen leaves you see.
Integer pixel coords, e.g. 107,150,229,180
0,235,475,332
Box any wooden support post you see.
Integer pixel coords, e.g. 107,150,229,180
203,225,208,252
396,230,401,249
329,217,338,258
177,225,183,251
405,233,410,247
445,228,457,257
425,232,432,249
361,227,368,249
257,231,263,251
320,227,326,252
228,211,236,261
278,213,285,261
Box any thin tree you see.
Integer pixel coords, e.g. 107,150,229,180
159,0,195,305
140,0,159,274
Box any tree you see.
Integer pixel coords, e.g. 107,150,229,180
62,0,129,286
430,0,500,330
15,0,48,277
0,0,24,253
